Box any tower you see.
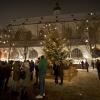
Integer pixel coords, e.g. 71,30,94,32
53,1,61,15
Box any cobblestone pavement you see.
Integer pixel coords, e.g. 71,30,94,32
45,68,100,100
0,68,100,100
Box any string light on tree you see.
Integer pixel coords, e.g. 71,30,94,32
42,24,68,63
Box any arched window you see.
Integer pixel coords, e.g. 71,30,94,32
92,48,100,58
39,29,45,39
10,48,19,59
29,49,38,59
15,28,32,41
71,48,83,58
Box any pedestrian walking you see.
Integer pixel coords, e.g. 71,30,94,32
30,60,34,81
12,61,20,92
4,61,12,90
34,57,40,85
81,61,84,69
85,60,89,72
96,59,100,80
35,55,47,99
0,62,5,92
91,60,95,69
58,61,64,85
53,61,59,84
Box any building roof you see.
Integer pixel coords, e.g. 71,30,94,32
8,12,100,26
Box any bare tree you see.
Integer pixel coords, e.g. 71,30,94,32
15,27,32,60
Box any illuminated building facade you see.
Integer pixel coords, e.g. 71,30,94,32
0,2,100,63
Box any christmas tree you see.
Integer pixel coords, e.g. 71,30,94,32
42,24,68,63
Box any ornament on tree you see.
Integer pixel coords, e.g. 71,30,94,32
42,24,68,63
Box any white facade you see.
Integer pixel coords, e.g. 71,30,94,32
0,3,100,62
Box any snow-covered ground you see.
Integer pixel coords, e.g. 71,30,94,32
1,68,100,100
45,68,100,100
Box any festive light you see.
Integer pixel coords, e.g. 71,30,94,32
76,26,79,30
92,46,95,49
48,24,51,26
86,27,88,30
42,24,68,63
54,27,57,30
85,39,89,43
90,12,94,16
86,20,89,23
44,35,47,38
3,41,6,44
40,42,43,45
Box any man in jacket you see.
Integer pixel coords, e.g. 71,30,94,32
36,55,47,99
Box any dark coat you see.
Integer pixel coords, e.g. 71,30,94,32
53,63,59,76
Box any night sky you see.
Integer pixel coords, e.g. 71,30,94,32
0,0,100,25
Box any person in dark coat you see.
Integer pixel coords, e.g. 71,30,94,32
91,60,95,69
81,61,84,69
30,60,34,81
0,62,5,91
53,61,59,84
96,59,100,80
4,61,12,90
34,58,40,85
85,60,89,72
58,61,64,85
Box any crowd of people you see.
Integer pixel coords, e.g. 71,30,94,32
81,60,89,72
53,61,64,85
0,55,47,99
81,59,100,79
0,57,100,99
